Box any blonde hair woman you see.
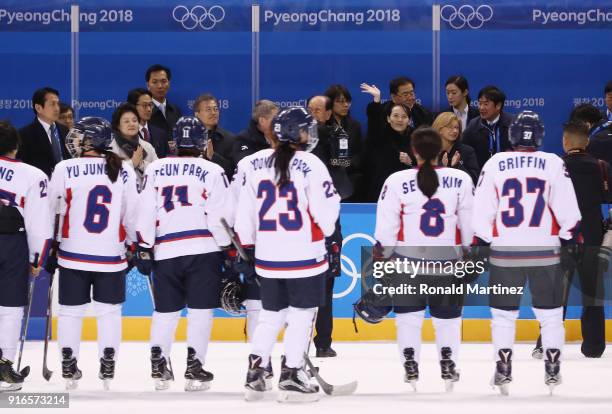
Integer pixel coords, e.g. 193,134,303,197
432,112,479,183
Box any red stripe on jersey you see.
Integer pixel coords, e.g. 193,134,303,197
62,188,72,238
455,227,461,245
20,197,25,208
156,220,160,228
397,203,405,242
493,221,499,237
119,224,126,242
307,209,324,242
549,207,560,236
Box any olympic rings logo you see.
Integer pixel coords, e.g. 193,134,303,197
172,5,225,31
333,232,377,299
440,4,493,29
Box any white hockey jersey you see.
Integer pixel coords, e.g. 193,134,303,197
226,153,256,228
135,157,231,260
375,167,474,261
234,148,340,278
472,151,581,266
0,156,52,266
48,157,138,272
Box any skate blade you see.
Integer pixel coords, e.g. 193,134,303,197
264,377,273,391
277,390,319,403
154,379,172,391
184,379,211,392
498,384,509,396
404,378,417,392
0,382,23,392
65,379,79,390
244,387,265,401
102,379,111,391
532,349,544,360
444,379,454,393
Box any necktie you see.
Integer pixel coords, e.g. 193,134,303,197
50,124,63,162
158,103,166,118
142,127,150,142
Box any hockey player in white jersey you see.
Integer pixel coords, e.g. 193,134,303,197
235,107,340,402
48,117,138,390
366,127,474,392
472,111,581,394
0,121,52,391
134,116,232,392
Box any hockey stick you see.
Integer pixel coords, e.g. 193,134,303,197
43,196,62,381
304,307,358,396
16,253,39,373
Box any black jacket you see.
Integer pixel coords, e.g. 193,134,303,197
311,124,353,200
149,100,182,140
461,111,514,173
437,141,480,184
232,119,270,165
586,120,612,167
17,118,70,177
366,101,433,142
441,105,480,127
140,123,169,158
563,151,611,245
364,124,415,202
206,126,236,180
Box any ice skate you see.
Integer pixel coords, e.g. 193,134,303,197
491,348,512,396
184,347,213,392
440,347,460,392
62,348,82,390
0,350,28,392
244,354,267,401
277,362,319,403
532,345,544,360
263,358,274,391
402,347,419,391
544,348,562,395
151,346,174,391
98,347,115,391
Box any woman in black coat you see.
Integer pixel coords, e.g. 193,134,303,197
432,112,479,184
364,103,416,202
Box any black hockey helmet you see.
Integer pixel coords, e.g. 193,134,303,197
220,280,246,316
353,290,392,324
509,110,545,149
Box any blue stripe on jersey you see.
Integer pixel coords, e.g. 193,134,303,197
255,258,327,271
490,249,559,258
58,249,126,264
155,229,212,244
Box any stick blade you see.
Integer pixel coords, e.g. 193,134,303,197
43,368,53,381
324,380,359,396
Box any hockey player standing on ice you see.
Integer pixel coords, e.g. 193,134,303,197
472,111,581,395
235,107,340,402
134,116,232,392
48,117,138,390
372,127,474,391
0,121,52,391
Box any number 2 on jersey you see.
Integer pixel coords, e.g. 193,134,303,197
501,177,546,227
258,180,302,231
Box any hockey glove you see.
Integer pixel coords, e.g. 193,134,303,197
221,246,240,283
560,238,579,273
135,246,154,276
467,236,491,273
44,244,59,275
233,246,256,284
326,238,341,278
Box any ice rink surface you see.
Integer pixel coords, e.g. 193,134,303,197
6,342,612,414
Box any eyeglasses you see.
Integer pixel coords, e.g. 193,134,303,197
335,99,351,106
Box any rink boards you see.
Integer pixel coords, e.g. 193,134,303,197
28,203,612,341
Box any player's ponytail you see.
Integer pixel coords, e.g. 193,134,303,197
411,127,442,198
272,142,295,189
103,150,123,183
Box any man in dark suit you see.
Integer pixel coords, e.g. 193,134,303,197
127,88,169,158
146,64,182,142
17,87,70,177
461,85,514,172
193,93,236,179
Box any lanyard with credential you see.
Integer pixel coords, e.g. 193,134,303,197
488,124,501,155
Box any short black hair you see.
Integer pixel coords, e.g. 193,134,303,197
145,64,172,82
0,120,20,155
193,93,218,113
111,103,141,132
59,102,73,115
569,103,604,125
563,121,589,138
32,87,59,115
477,85,506,108
325,84,352,103
605,80,612,95
127,88,152,106
445,75,471,105
389,76,415,95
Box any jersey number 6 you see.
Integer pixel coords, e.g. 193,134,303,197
84,185,112,233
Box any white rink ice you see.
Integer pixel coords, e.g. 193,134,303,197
8,341,612,414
